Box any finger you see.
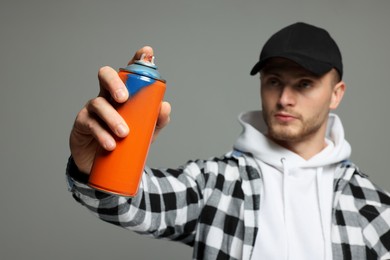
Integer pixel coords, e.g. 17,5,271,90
128,46,154,65
156,101,171,130
86,97,129,138
153,101,171,142
98,66,129,103
97,46,154,103
73,107,117,151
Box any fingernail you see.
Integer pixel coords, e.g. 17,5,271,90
104,140,115,150
116,124,128,136
115,89,127,100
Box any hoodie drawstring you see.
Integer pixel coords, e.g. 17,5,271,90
316,167,327,260
281,158,290,260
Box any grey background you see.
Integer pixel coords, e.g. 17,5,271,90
1,0,389,259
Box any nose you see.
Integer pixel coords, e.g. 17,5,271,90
278,86,296,107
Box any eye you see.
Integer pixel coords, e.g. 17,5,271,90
297,80,313,89
265,77,281,87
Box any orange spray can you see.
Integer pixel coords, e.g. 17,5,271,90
88,54,166,197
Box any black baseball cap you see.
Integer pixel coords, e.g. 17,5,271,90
250,22,343,78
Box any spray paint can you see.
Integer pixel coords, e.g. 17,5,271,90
88,54,166,197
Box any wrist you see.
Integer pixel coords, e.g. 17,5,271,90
66,156,89,185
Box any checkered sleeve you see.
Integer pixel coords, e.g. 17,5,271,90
353,174,390,259
66,156,206,245
332,166,390,259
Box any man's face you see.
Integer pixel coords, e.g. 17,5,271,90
260,58,344,146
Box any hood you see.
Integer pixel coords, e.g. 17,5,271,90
233,110,351,170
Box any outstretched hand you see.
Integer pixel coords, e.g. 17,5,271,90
69,46,171,174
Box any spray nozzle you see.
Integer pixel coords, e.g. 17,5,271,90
132,53,157,70
138,53,155,65
120,52,162,80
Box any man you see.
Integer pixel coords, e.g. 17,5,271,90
67,22,390,259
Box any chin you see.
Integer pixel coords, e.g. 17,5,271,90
268,126,302,142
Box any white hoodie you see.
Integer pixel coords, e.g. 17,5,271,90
233,111,351,260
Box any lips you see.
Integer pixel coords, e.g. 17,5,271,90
274,112,298,122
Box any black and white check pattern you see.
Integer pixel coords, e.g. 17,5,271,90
332,163,390,259
67,153,390,260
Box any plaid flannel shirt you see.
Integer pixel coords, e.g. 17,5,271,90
67,151,390,259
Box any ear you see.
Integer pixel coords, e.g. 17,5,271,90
329,81,346,110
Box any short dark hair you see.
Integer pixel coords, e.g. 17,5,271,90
330,69,341,86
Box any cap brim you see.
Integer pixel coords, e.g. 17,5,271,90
250,54,333,76
250,61,263,75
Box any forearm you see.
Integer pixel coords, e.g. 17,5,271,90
66,157,203,243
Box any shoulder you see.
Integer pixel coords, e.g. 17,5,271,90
336,163,390,210
335,161,390,208
335,162,390,226
348,168,390,209
335,165,390,255
350,170,390,256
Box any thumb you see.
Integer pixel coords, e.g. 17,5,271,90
128,46,154,65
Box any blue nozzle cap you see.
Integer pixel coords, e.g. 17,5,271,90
120,56,163,81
